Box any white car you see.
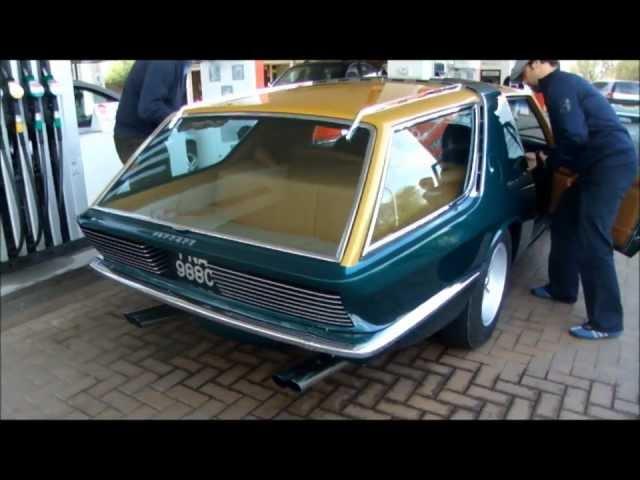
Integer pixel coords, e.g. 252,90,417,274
592,80,639,121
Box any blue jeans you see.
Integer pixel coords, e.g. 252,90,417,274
548,158,637,332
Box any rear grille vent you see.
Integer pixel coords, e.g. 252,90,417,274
81,227,169,275
207,263,353,327
81,226,351,327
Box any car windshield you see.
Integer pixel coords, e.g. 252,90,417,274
97,115,372,259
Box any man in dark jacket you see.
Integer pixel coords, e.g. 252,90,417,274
510,60,637,340
114,60,191,163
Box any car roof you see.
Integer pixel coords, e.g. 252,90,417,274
183,78,480,127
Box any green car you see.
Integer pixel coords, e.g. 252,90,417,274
77,78,611,390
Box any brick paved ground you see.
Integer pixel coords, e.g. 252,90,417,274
2,233,638,420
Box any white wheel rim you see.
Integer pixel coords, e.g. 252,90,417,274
481,242,508,327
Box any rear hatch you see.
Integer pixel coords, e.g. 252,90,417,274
81,113,378,331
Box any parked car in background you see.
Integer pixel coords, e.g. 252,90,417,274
77,78,640,391
272,60,385,86
593,80,639,121
73,80,124,204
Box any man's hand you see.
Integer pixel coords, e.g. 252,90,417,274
525,152,537,169
525,150,550,170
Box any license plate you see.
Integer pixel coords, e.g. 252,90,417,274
173,253,218,290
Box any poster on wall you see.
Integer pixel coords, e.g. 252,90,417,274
221,85,234,96
209,63,221,82
232,64,245,81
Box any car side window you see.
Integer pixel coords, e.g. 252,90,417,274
371,108,475,244
507,97,547,143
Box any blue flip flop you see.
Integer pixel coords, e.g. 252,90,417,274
569,323,622,340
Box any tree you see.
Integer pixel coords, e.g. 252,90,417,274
572,60,617,82
615,61,640,81
105,60,134,93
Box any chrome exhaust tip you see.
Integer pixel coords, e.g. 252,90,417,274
272,354,349,393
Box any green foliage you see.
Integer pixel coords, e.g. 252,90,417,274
615,61,640,81
105,60,135,93
571,60,616,82
570,60,639,82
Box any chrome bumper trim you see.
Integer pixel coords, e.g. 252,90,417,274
90,258,479,359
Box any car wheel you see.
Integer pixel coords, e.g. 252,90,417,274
439,229,512,349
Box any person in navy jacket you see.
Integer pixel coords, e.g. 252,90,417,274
114,60,191,163
511,60,637,340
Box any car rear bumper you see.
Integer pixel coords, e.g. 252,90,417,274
91,257,479,359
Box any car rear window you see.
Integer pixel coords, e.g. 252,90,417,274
97,115,373,259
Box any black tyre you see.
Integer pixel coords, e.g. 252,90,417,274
439,229,512,349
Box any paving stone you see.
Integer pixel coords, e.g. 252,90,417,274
521,376,566,396
199,383,243,405
376,400,422,420
535,393,562,419
183,399,227,420
385,378,418,403
67,392,108,417
166,385,210,408
506,398,534,420
407,395,453,417
343,404,392,420
118,372,160,395
355,382,388,408
252,394,295,419
563,387,588,414
102,390,143,415
589,382,614,408
218,397,260,420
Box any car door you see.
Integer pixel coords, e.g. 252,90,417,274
508,93,640,258
506,94,555,242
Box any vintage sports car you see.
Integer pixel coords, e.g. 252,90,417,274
78,78,639,391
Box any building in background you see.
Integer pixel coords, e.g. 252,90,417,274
387,60,512,84
199,60,266,102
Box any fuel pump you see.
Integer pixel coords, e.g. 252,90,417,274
1,81,28,260
1,59,90,268
0,60,42,254
39,60,70,242
19,60,63,247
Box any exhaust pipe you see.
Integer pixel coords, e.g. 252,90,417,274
124,304,181,328
272,354,349,393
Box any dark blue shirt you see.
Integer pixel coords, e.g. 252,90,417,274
115,60,189,138
539,69,636,174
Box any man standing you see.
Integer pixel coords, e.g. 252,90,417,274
114,60,192,163
510,60,638,340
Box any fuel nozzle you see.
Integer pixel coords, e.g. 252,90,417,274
21,67,45,99
0,65,25,100
40,65,62,96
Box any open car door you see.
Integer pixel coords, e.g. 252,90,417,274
505,88,640,258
